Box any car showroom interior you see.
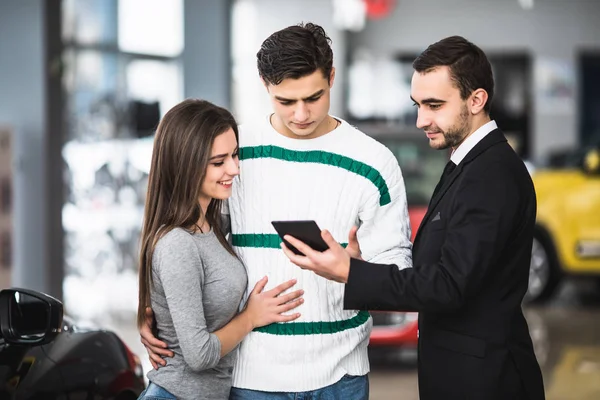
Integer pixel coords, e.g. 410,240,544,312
1,0,600,399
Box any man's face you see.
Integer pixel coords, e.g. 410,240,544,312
265,69,334,139
411,66,472,150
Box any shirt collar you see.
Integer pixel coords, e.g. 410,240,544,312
450,120,498,165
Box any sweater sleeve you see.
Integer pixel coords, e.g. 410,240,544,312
357,152,413,270
154,231,222,372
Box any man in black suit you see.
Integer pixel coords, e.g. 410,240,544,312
281,36,545,400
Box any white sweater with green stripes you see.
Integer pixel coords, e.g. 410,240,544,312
227,115,413,392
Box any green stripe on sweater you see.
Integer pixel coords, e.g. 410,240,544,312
239,145,391,206
254,310,371,335
232,234,348,249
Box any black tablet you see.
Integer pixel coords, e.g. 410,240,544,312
271,220,329,256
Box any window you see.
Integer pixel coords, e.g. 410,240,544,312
60,3,184,374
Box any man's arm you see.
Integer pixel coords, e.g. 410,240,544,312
357,156,412,269
140,307,172,369
344,164,520,313
282,163,523,314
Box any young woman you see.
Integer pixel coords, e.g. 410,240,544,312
137,99,303,400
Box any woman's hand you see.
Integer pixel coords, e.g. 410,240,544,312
243,276,304,329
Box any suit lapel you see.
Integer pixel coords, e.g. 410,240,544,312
413,163,463,246
413,129,507,246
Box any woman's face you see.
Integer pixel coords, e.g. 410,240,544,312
198,128,239,206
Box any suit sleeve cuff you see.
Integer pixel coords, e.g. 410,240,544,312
343,257,376,310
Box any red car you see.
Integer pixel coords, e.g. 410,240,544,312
361,124,448,353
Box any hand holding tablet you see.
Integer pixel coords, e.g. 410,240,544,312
271,220,329,256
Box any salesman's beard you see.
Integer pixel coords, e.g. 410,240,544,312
428,105,471,150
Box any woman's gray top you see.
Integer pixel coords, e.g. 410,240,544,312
147,227,247,399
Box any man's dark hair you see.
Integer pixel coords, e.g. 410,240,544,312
257,22,333,86
413,36,494,113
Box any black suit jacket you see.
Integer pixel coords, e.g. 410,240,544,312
345,129,545,400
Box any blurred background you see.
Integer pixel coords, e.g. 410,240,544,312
1,0,599,399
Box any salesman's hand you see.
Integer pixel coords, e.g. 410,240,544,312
281,230,351,283
140,306,173,369
344,226,363,260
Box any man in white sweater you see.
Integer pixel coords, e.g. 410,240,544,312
142,22,413,399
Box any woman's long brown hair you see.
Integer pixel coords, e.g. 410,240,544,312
137,99,239,329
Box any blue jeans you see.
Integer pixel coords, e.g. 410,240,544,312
138,382,177,400
229,374,369,400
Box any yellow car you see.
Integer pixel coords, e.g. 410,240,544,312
527,145,600,302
